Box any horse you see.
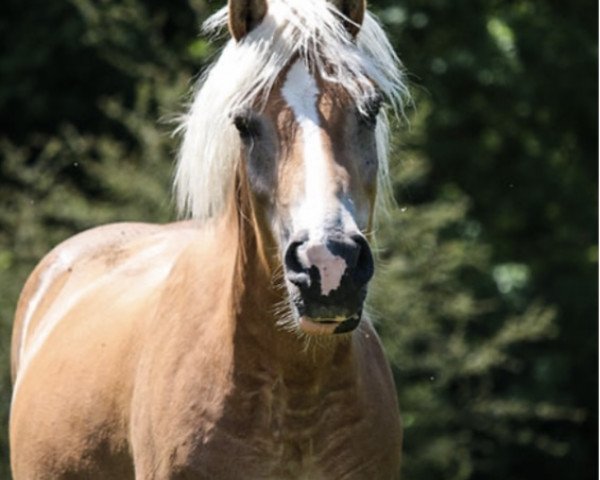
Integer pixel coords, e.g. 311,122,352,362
9,0,409,478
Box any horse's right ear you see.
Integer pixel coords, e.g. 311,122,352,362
328,0,366,37
228,0,268,41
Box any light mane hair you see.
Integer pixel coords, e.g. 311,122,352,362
175,0,409,222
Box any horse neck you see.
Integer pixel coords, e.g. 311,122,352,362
223,164,357,384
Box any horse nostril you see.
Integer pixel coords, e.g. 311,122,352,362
284,240,310,287
350,235,374,287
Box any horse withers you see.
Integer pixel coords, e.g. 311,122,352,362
9,0,408,478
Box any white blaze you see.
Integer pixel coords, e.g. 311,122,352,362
281,60,329,232
282,60,348,296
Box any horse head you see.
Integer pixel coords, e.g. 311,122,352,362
176,0,407,336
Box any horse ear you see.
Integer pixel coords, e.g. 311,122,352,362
228,0,268,41
329,0,366,37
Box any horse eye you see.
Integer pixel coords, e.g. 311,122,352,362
233,113,260,141
359,95,383,127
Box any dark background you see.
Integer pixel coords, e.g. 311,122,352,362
0,0,597,478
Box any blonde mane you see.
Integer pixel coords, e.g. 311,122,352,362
175,0,409,221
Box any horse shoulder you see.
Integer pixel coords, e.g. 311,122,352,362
12,223,160,366
9,220,202,479
128,223,243,478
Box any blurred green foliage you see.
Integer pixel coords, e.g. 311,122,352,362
0,0,596,479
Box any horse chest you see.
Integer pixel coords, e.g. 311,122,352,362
147,365,381,479
195,373,379,478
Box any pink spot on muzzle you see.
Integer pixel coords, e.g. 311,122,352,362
297,242,348,296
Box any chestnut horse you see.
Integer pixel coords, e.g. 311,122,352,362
9,0,408,478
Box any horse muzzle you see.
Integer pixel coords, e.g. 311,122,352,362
283,231,374,335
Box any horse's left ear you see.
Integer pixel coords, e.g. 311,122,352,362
228,0,268,42
329,0,366,37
